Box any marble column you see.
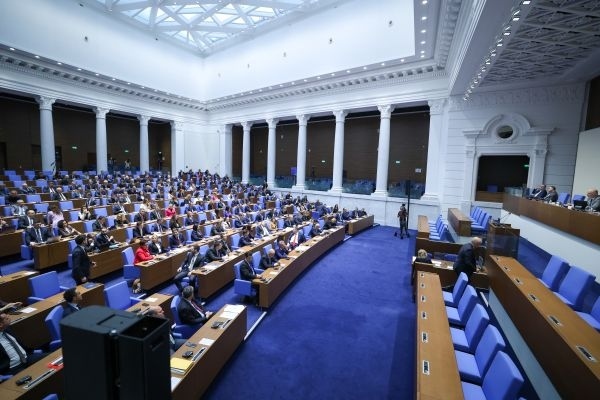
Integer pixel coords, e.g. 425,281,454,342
421,99,447,202
36,96,56,172
292,114,309,190
266,118,279,188
138,115,150,173
373,104,394,196
171,121,184,177
241,121,252,184
219,124,233,178
94,107,109,174
329,110,347,193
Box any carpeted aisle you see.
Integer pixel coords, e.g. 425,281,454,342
204,225,415,400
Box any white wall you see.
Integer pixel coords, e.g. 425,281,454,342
572,127,600,196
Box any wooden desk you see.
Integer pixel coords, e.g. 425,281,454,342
0,270,39,304
487,256,600,398
255,226,345,308
486,222,519,258
0,350,64,400
126,293,174,322
448,208,471,236
503,194,600,246
88,243,130,279
417,215,430,239
31,238,70,270
346,215,374,235
191,232,281,299
171,304,247,400
415,272,464,399
0,229,24,257
7,282,104,348
414,237,462,257
412,258,489,297
136,248,189,290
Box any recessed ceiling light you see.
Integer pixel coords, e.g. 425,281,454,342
279,84,283,86
421,29,426,34
303,79,307,82
57,62,62,65
141,86,145,89
421,41,426,45
292,82,295,85
504,31,510,36
346,70,351,73
331,73,335,76
420,50,425,53
420,54,425,58
259,89,263,92
34,55,40,59
154,89,157,92
491,53,496,57
422,0,428,4
127,82,131,85
496,43,503,47
381,63,385,66
95,73,99,76
9,47,15,51
112,78,116,81
421,16,427,21
317,76,321,79
522,0,531,5
363,66,367,70
77,68,82,71
400,59,404,62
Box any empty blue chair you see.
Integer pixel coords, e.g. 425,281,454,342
554,266,596,311
538,255,569,291
576,296,600,331
263,243,273,256
68,210,80,222
20,231,33,260
444,253,458,262
461,351,524,400
67,239,77,269
28,271,69,303
94,207,108,217
42,394,59,400
446,285,478,327
572,194,585,202
451,304,490,353
170,295,201,339
122,247,140,286
103,281,139,310
199,244,209,258
277,218,284,230
252,251,264,272
44,305,64,351
34,202,49,214
443,272,469,307
84,220,95,232
557,192,570,205
234,261,256,300
26,194,41,203
203,224,212,237
302,224,312,239
59,200,74,210
230,232,241,250
455,325,505,384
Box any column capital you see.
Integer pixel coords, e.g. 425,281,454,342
36,96,55,111
171,120,184,132
222,124,233,134
333,110,348,122
296,114,310,126
266,118,279,129
94,107,110,119
241,121,253,131
377,104,394,119
138,115,151,126
428,99,447,115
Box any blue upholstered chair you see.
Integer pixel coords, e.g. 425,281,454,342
67,239,77,269
121,247,140,286
41,394,59,400
557,192,570,205
230,232,241,250
446,285,478,327
572,194,585,202
460,351,524,400
454,325,505,384
0,374,13,383
44,305,64,351
443,272,468,307
576,296,600,331
450,304,490,353
28,271,69,304
234,261,256,299
103,281,139,310
444,253,458,262
263,243,273,256
252,251,264,273
302,224,312,240
554,265,596,311
20,231,33,260
59,200,74,210
26,194,41,203
83,220,95,232
34,202,49,214
170,295,202,339
538,255,569,291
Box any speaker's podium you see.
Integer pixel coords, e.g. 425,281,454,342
60,305,171,400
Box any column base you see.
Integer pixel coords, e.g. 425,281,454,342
328,186,343,194
420,193,440,202
266,181,277,189
371,189,388,197
291,184,306,191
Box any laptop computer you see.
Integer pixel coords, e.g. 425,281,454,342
573,200,588,211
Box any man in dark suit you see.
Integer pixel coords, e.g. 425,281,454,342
168,227,185,248
72,234,95,284
0,313,46,375
94,227,116,248
148,235,165,255
52,187,68,201
204,242,225,262
310,221,322,237
92,216,110,232
62,288,82,318
543,185,558,203
25,222,54,245
453,237,483,279
260,249,278,270
528,184,546,200
18,209,36,230
177,286,213,325
173,245,204,293
287,226,305,249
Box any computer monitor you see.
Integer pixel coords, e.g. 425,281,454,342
573,200,588,211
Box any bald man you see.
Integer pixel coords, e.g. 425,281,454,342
260,248,278,270
586,188,600,212
453,237,483,279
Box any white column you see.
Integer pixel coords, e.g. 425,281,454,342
329,110,347,193
138,115,150,173
241,121,252,184
373,104,394,197
36,96,56,172
292,114,309,190
94,107,109,174
266,118,279,188
171,121,184,176
421,99,447,202
219,124,233,178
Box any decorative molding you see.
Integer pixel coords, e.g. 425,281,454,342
94,107,110,118
138,115,151,125
296,114,310,126
36,96,55,110
241,121,253,131
266,118,279,128
377,104,394,119
427,98,447,115
333,110,348,122
171,121,184,132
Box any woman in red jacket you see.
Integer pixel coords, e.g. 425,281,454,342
134,238,154,264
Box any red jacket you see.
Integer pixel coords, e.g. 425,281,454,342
134,246,154,264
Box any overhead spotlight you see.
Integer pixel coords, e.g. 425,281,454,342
346,70,351,73
421,16,427,21
421,40,426,45
34,55,40,59
422,0,428,4
420,54,425,58
317,76,321,79
112,78,116,81
9,47,15,51
57,62,62,65
522,0,531,5
363,66,367,70
512,16,520,21
421,29,426,33
303,79,307,82
95,73,99,76
400,58,404,62
504,31,511,36
77,68,82,71
381,62,385,66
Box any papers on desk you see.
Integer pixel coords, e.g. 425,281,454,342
269,271,278,276
432,260,442,267
220,311,238,320
20,307,36,314
171,377,182,390
224,304,244,314
199,338,215,346
23,271,37,275
145,297,158,303
203,264,218,272
296,245,310,252
170,358,193,375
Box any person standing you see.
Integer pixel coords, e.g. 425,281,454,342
453,237,483,279
72,234,95,284
396,204,409,239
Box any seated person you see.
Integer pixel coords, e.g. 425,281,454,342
586,188,600,212
132,221,152,239
46,205,65,229
78,205,94,221
62,288,82,318
275,240,290,260
95,227,116,248
543,185,558,203
527,184,546,200
204,241,225,262
112,201,127,215
134,209,149,223
239,228,253,247
183,211,196,226
154,217,169,234
148,235,166,255
11,200,28,217
25,221,54,245
283,215,294,228
146,306,186,353
173,245,204,292
310,221,322,237
190,223,204,242
414,249,432,264
260,249,278,269
210,221,225,236
323,217,337,230
0,313,47,375
18,183,35,194
0,300,22,313
113,213,129,228
255,220,271,238
177,286,213,325
168,227,185,248
169,215,182,230
18,209,37,230
92,215,110,232
57,220,81,238
52,187,69,201
0,217,11,232
218,233,232,254
164,203,178,218
287,226,305,249
134,239,154,264
239,252,262,290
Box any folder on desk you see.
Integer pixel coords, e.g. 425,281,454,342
170,358,193,374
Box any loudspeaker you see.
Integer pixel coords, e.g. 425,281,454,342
61,305,170,400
